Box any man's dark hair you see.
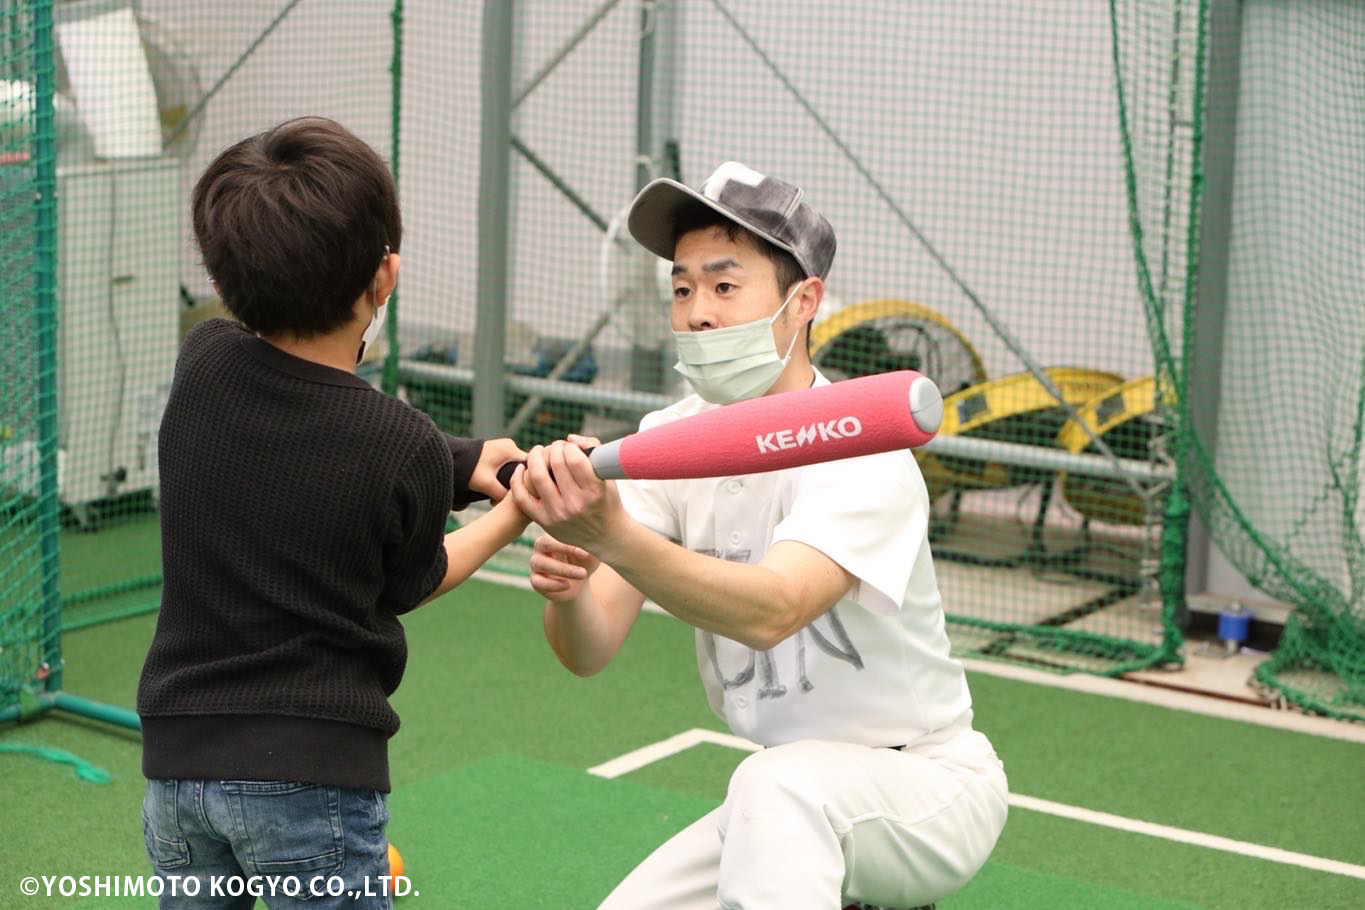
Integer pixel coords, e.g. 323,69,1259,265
670,207,805,295
191,117,402,337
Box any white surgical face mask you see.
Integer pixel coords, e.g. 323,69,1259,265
356,291,388,365
357,249,391,364
672,281,805,404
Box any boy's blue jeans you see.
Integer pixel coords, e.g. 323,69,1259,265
142,779,392,909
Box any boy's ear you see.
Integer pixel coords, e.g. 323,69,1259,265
376,251,401,300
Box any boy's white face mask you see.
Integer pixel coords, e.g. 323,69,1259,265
672,280,805,404
356,247,391,364
356,289,388,364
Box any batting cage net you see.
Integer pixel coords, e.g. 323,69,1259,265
400,0,1193,677
1,0,60,723
0,0,1360,722
1175,2,1365,720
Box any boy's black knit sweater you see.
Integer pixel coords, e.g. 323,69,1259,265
138,319,480,792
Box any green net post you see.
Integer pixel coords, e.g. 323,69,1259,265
53,691,139,730
32,0,61,694
1,0,142,738
1157,478,1190,665
382,0,404,397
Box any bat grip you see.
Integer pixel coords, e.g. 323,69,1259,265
495,445,598,489
495,461,518,490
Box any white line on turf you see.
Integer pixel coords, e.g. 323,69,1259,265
589,728,1365,882
955,658,1365,744
1006,794,1365,880
587,728,759,778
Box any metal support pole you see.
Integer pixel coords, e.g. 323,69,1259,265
1183,0,1242,594
636,0,682,186
630,0,680,394
473,0,516,437
634,1,657,193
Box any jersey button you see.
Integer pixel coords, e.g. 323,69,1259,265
734,695,749,709
728,531,742,546
727,480,743,494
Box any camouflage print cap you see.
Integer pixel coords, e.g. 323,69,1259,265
627,161,837,280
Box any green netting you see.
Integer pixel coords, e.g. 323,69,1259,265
1,1,400,727
1,0,60,720
1131,0,1364,720
392,0,1186,675
1114,0,1365,719
30,1,395,633
3,1,1360,720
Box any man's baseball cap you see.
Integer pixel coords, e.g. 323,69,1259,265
627,161,837,280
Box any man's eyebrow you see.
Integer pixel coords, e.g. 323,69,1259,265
671,258,744,276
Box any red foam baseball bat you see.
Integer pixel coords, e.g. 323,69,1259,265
496,370,941,486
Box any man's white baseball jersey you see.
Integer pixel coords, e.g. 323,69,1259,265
616,370,974,749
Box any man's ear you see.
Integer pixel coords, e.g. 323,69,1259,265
376,251,402,301
794,276,823,327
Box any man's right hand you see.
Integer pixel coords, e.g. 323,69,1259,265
529,532,600,603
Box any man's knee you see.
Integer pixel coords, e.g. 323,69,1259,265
731,741,829,786
722,740,844,824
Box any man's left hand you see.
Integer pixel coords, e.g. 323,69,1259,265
510,434,626,553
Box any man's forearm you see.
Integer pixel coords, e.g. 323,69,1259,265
596,522,798,650
544,581,621,676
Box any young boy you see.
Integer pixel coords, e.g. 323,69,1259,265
512,162,1007,909
136,117,527,908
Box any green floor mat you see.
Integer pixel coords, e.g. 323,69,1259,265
387,753,715,908
944,860,1203,910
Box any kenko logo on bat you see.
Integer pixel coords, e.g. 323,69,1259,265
755,416,863,454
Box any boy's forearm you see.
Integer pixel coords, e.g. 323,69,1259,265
426,501,527,602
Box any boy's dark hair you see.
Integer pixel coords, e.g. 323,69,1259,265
191,117,401,337
670,207,805,295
